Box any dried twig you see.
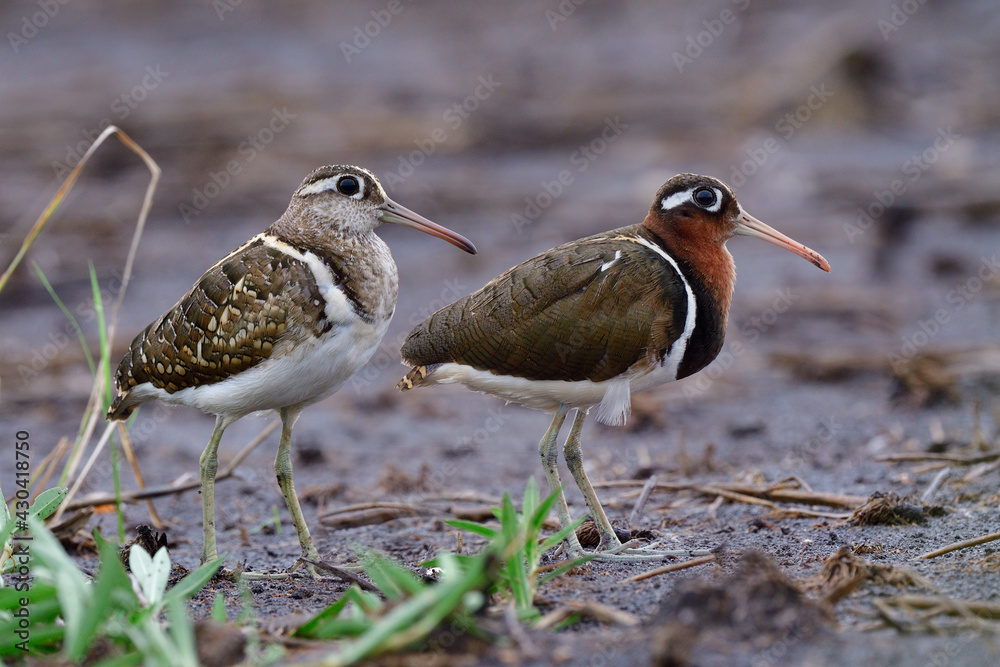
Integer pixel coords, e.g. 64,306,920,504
963,459,1000,482
534,600,640,629
116,422,164,528
628,474,657,526
915,531,1000,560
298,558,379,592
920,466,951,504
596,479,866,510
56,421,117,520
504,602,538,656
0,126,158,294
882,595,1000,621
7,126,160,524
27,436,70,503
876,452,1000,465
320,498,557,529
626,554,715,582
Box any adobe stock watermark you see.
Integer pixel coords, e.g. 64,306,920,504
727,80,834,188
672,0,751,73
212,0,246,20
408,405,511,504
888,255,1000,373
545,0,587,30
878,0,928,40
844,127,959,243
339,0,410,63
381,75,501,192
51,65,169,180
781,417,838,468
682,287,798,402
178,107,296,223
511,115,628,233
7,0,71,53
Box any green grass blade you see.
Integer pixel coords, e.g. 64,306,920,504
331,554,492,665
211,592,227,623
539,513,588,553
32,262,96,376
522,476,540,516
359,550,424,599
530,487,562,535
538,555,594,585
92,652,144,667
166,596,199,667
444,519,499,539
89,261,113,410
294,587,379,639
38,541,91,658
89,262,125,542
74,531,139,659
162,557,225,607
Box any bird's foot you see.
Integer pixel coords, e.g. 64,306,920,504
233,569,293,581
563,537,712,562
596,541,713,561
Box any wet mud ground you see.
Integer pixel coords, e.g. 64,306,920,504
2,1,1000,664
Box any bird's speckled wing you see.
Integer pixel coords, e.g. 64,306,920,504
400,227,689,383
108,236,330,418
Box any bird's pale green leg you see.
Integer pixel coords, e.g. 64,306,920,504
274,408,322,578
538,404,585,555
564,410,712,561
562,410,623,550
199,417,226,564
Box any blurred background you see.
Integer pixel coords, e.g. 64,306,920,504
1,0,999,567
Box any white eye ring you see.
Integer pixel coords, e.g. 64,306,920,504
336,175,365,200
661,186,723,214
297,175,365,199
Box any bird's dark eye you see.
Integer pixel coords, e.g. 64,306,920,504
694,188,716,207
337,176,360,196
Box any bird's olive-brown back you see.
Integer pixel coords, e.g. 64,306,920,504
401,226,692,383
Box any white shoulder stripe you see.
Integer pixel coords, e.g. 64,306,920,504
259,234,355,326
627,236,698,378
600,249,622,272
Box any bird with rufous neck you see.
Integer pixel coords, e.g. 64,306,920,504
398,173,829,559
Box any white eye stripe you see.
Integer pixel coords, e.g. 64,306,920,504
660,188,693,211
660,186,724,213
297,175,366,199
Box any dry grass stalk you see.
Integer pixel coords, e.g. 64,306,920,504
534,600,641,629
2,126,161,525
626,554,716,582
916,531,1000,560
877,451,1000,464
116,423,163,529
597,478,865,521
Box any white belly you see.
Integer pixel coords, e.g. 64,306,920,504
129,318,390,421
424,357,681,426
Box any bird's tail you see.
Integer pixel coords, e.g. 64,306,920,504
397,365,430,391
107,390,137,421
